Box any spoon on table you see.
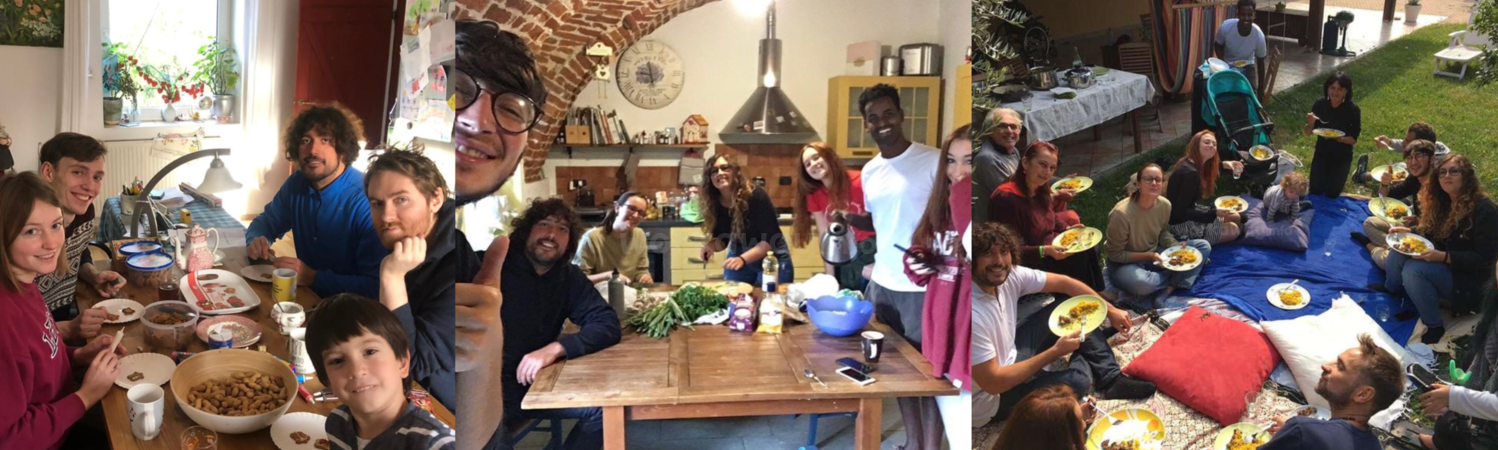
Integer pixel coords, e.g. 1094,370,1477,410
804,368,827,388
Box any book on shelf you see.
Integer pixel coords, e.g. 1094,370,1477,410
562,106,635,146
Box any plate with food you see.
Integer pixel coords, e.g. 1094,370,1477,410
1312,128,1346,138
1267,282,1311,310
240,265,276,283
182,269,263,315
1086,408,1166,450
1213,422,1271,450
1048,295,1108,336
1231,60,1251,68
1387,232,1435,257
1052,176,1094,194
270,412,329,450
1369,163,1410,184
114,352,176,389
196,315,263,348
1159,244,1204,272
1368,197,1411,223
94,298,145,324
1052,227,1103,254
1249,145,1275,162
1215,196,1249,214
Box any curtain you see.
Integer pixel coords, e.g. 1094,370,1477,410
1150,0,1234,95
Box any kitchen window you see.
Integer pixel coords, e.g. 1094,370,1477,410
102,0,235,124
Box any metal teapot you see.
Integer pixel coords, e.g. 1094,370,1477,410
820,216,859,265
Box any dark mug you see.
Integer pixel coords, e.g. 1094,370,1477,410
861,331,885,363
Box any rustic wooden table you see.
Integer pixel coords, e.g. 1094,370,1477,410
78,246,455,449
524,314,958,450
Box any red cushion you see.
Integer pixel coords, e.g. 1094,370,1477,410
1122,306,1282,426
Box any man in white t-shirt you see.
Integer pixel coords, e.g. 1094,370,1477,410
1213,0,1269,93
840,83,942,450
970,222,1156,426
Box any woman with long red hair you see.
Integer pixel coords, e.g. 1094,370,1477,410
905,125,974,449
990,385,1089,450
988,141,1105,292
792,142,874,290
1166,130,1243,245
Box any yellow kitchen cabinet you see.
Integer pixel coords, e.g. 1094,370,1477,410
782,226,825,282
956,64,972,132
826,76,943,160
669,226,712,249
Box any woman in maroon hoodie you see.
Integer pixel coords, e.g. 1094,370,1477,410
905,124,973,449
0,173,123,449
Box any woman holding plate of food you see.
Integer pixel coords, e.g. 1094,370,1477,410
1378,155,1498,344
1303,71,1362,198
1166,130,1244,245
990,141,1106,292
1105,164,1215,305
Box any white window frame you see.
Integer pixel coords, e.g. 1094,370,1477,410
62,0,254,142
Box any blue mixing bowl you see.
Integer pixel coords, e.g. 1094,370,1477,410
805,295,874,337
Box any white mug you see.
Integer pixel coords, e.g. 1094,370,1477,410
127,384,164,441
288,327,316,375
270,302,306,335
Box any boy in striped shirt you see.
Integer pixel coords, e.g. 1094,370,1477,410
307,294,455,449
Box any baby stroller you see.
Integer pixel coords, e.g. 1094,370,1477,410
1201,69,1282,195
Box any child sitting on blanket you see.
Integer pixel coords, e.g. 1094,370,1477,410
1263,171,1311,222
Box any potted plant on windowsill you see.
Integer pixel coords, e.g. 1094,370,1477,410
1406,0,1422,24
140,65,186,122
192,39,240,124
101,43,136,126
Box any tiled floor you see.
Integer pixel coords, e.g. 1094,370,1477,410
1048,2,1451,178
513,398,949,450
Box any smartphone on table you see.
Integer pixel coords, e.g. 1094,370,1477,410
836,367,875,386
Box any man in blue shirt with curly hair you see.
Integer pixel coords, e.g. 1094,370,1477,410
246,103,386,299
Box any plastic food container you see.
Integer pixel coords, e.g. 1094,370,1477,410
142,301,199,351
119,241,164,259
127,252,175,289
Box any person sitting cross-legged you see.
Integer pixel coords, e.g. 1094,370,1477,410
971,222,1156,427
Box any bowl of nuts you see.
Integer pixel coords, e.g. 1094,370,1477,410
141,301,199,351
170,349,298,434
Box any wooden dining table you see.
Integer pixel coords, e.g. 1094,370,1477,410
523,304,959,450
78,246,455,449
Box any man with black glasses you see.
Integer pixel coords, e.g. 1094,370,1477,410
452,20,547,450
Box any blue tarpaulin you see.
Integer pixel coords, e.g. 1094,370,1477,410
1185,195,1418,343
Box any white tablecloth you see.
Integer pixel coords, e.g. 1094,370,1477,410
1000,69,1156,143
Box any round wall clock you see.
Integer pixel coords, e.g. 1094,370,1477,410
616,40,685,110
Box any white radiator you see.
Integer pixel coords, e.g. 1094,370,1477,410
99,139,212,218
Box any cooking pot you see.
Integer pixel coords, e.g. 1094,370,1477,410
1027,66,1058,90
1065,67,1096,90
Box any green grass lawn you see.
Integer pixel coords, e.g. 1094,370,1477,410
1068,24,1498,227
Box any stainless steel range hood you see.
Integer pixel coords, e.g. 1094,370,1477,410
718,0,821,145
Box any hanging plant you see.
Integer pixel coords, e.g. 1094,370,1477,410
139,65,187,105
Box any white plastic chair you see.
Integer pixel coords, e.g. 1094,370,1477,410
1434,11,1492,79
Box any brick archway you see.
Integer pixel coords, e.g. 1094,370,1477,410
458,0,721,183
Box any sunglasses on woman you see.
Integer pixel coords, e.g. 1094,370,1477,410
454,69,543,134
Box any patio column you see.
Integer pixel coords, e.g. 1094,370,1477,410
1384,0,1397,21
1309,0,1325,48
